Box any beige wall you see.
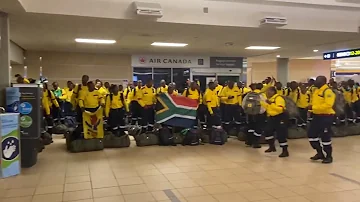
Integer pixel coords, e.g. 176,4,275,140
247,61,277,83
248,59,331,84
24,51,132,87
288,59,331,82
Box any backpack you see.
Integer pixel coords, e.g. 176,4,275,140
158,126,175,146
210,128,227,145
242,92,262,115
322,88,345,116
181,129,200,146
280,96,299,118
64,116,76,129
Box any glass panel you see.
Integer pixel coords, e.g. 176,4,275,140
133,67,152,84
172,68,190,93
217,75,240,86
153,68,171,88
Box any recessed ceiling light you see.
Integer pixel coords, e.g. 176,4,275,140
276,55,281,58
245,46,280,50
313,49,319,52
151,42,188,47
75,38,116,44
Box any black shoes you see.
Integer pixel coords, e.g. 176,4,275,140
279,150,289,158
310,153,325,161
322,157,333,164
265,147,276,153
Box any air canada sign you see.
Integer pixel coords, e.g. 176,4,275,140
140,58,192,64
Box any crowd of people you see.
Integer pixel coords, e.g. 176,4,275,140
17,72,360,164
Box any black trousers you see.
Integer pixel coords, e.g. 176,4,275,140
247,113,266,145
207,107,221,129
44,109,54,134
352,101,360,122
76,105,83,124
298,107,308,127
223,104,242,132
63,101,74,117
339,104,353,123
308,114,334,157
109,108,126,136
141,105,154,131
220,103,226,123
264,113,288,148
51,106,60,123
197,104,207,126
130,101,142,125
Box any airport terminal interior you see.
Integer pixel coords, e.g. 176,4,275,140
2,0,360,202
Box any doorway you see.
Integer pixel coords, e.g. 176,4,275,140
192,75,216,92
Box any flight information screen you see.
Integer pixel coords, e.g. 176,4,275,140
323,48,360,60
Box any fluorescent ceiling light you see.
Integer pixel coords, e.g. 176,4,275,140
313,49,319,52
245,46,280,50
75,38,116,44
151,42,188,47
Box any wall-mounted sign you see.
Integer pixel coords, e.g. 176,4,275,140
132,55,209,68
323,48,360,60
210,57,243,68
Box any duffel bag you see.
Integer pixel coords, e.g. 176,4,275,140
173,133,183,144
345,123,360,136
228,127,238,137
210,128,227,145
332,126,347,137
288,127,307,139
158,127,175,146
103,134,131,148
182,129,200,146
128,125,142,137
64,116,77,129
69,139,104,153
53,124,68,134
38,138,45,152
41,132,53,145
237,131,246,141
200,129,210,143
134,133,159,147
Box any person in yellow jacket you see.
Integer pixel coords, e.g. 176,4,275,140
15,74,30,84
127,80,144,125
157,80,168,94
347,79,360,122
308,76,335,164
275,82,286,96
167,84,178,96
60,81,75,117
71,75,89,123
244,83,267,148
105,85,127,136
340,81,356,123
297,84,310,128
220,81,242,134
42,83,60,134
260,86,289,158
96,80,109,97
78,81,105,112
183,82,202,128
140,80,156,132
214,80,223,96
204,81,221,129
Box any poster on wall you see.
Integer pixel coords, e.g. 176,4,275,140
6,86,41,139
0,113,21,178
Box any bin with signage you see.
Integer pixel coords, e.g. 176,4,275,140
6,84,42,168
0,113,21,178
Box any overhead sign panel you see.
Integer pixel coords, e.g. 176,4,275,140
210,57,243,68
323,48,360,60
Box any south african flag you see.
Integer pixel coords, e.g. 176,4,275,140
155,93,198,128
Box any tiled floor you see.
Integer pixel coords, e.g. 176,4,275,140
2,136,360,202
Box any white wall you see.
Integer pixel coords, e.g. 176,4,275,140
10,41,24,64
